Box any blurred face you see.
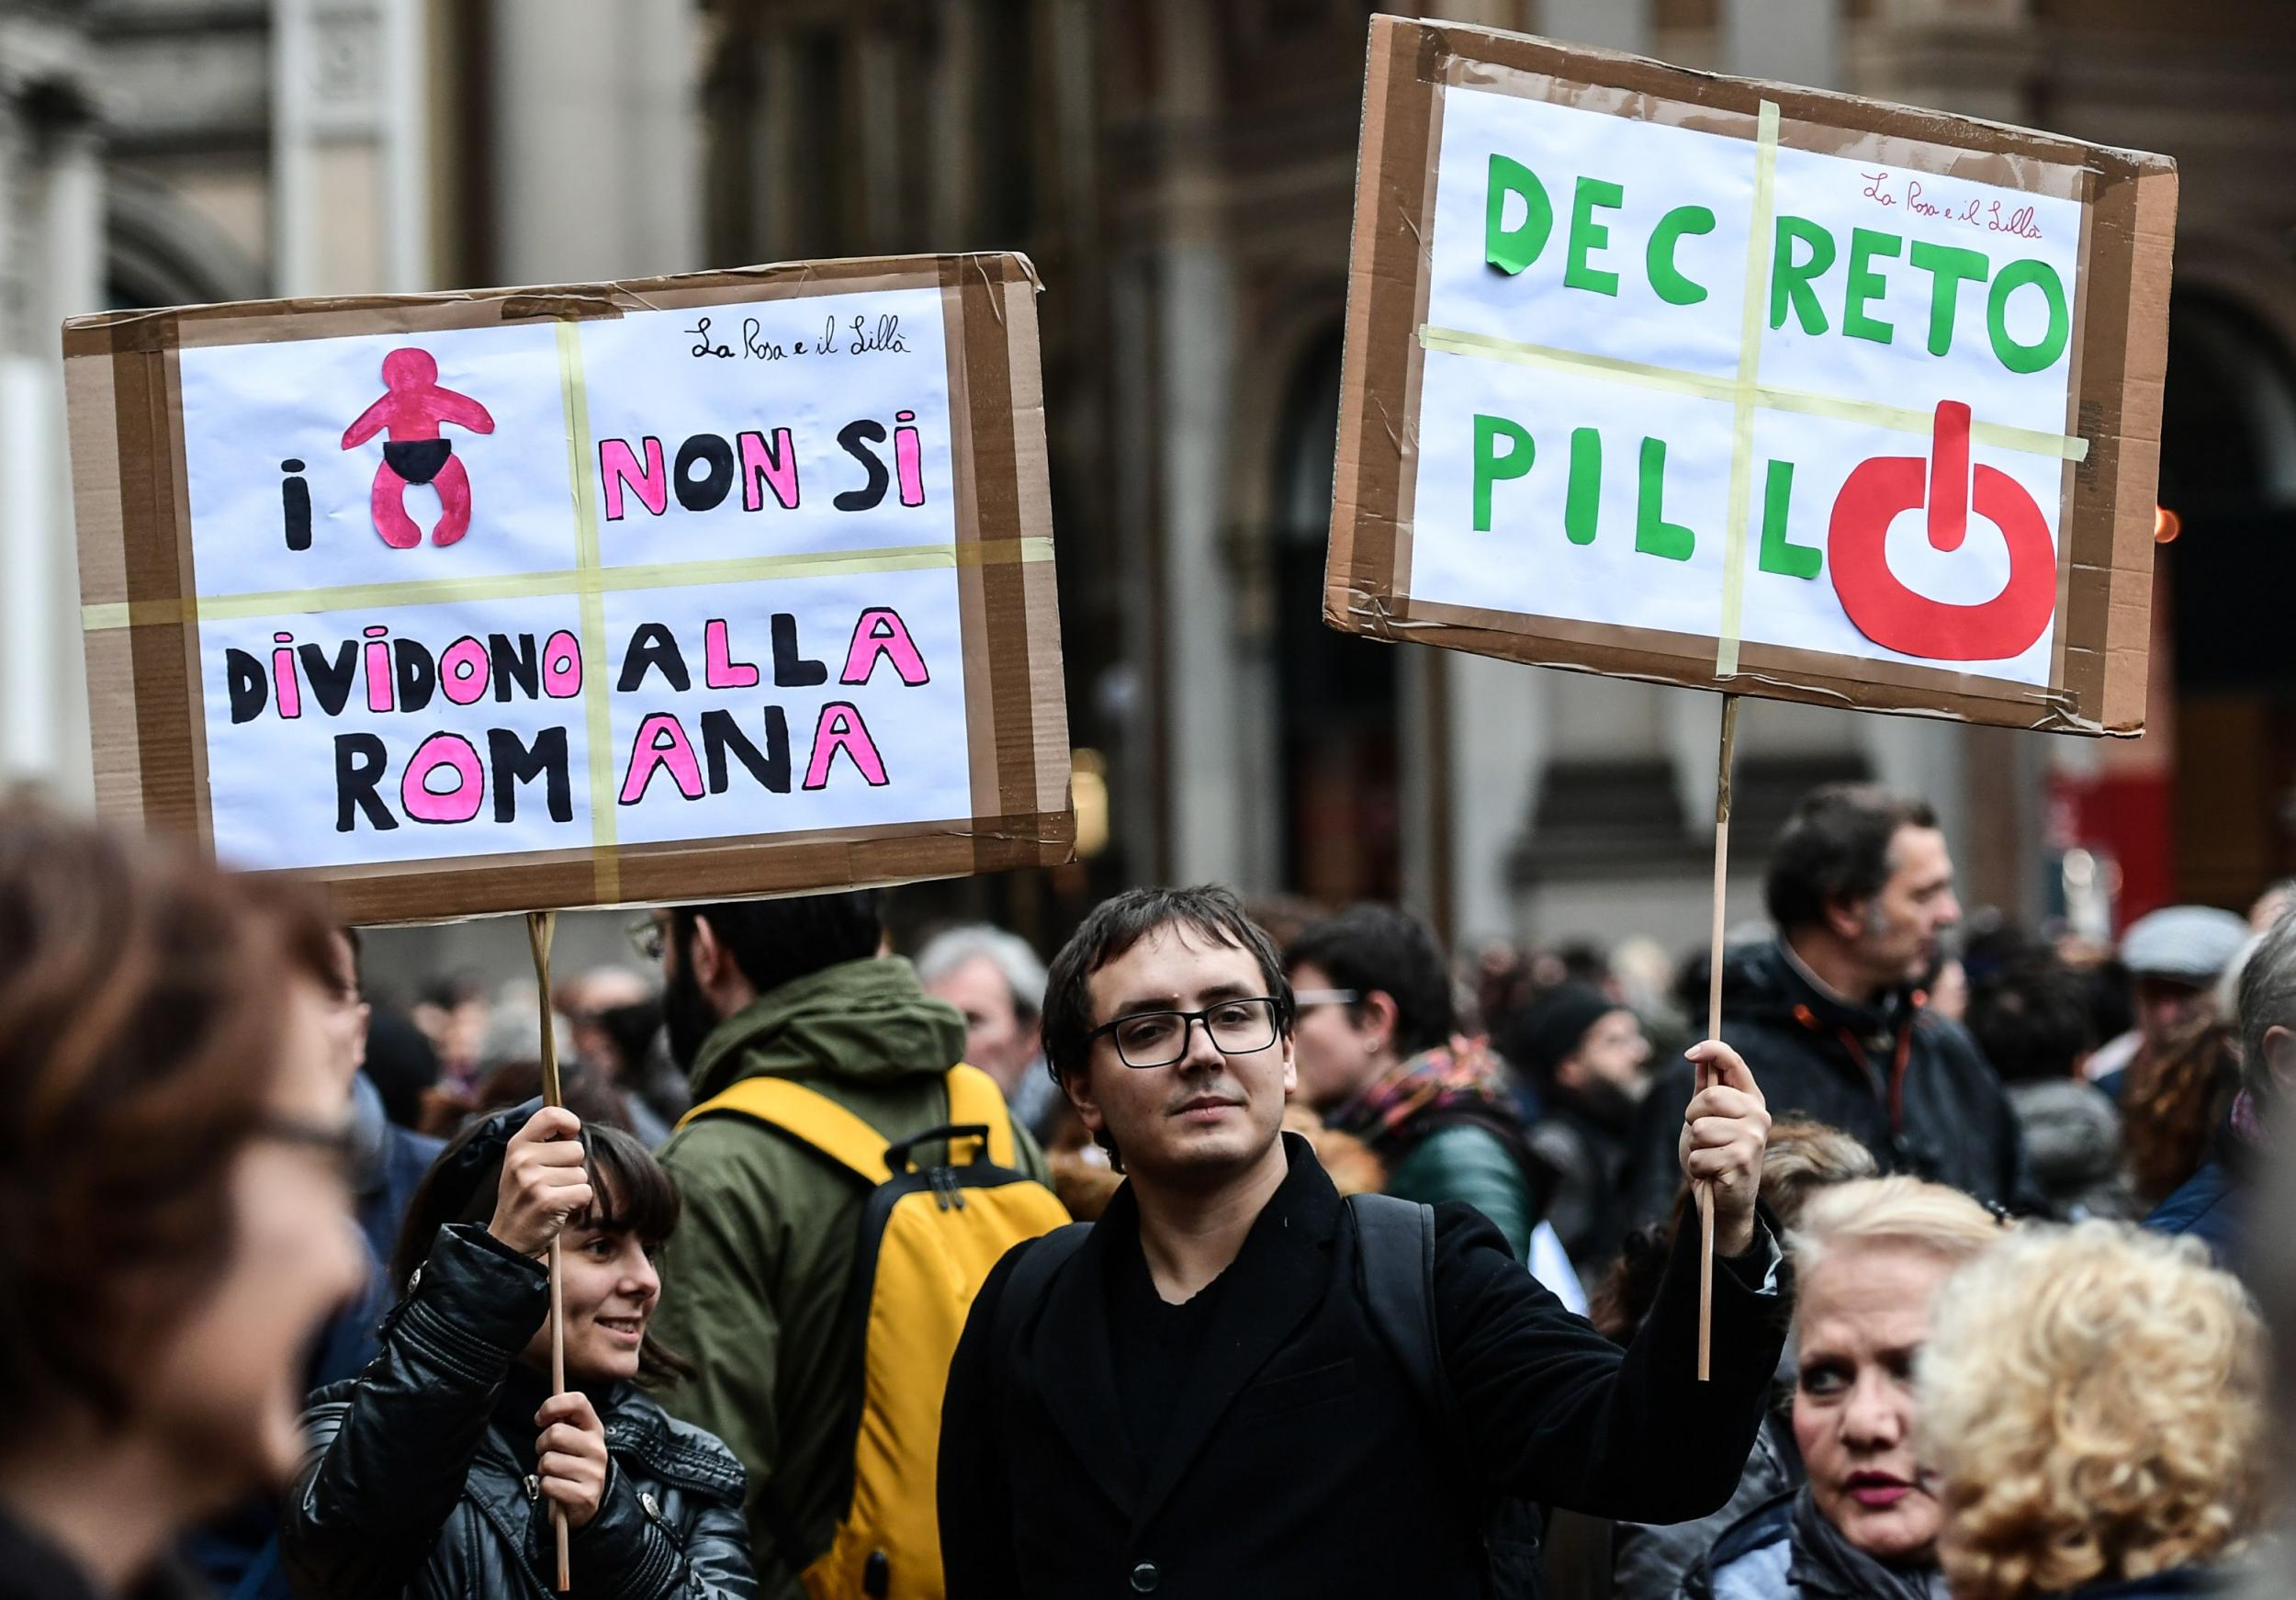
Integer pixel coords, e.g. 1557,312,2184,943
1851,826,1961,989
1560,1008,1651,1099
528,1195,661,1385
1064,925,1295,1188
1793,1242,1955,1563
1286,959,1387,1110
141,975,367,1501
2134,975,2207,1053
319,930,371,1093
927,955,1040,1095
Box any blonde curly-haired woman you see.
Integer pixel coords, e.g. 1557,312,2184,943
1920,1223,2267,1600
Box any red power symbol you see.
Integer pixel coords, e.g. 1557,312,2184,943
1826,400,2056,662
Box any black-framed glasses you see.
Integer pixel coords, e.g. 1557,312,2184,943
1086,997,1286,1069
627,913,668,963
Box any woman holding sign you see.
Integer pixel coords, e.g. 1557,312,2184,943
280,1103,756,1600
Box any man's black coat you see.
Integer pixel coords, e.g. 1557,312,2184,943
939,1134,1786,1598
1624,938,2032,1226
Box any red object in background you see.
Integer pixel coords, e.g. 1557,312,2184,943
2051,767,2175,930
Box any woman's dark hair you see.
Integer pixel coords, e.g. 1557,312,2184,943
392,1111,693,1386
1764,783,1940,934
1042,885,1294,1085
1285,904,1457,1060
674,889,883,999
0,803,338,1443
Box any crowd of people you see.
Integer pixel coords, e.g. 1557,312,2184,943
0,779,2288,1600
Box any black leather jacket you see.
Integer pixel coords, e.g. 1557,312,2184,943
281,1223,754,1600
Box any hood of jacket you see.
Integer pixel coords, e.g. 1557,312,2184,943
687,954,967,1102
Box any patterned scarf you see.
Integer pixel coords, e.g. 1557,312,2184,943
1325,1035,1522,1158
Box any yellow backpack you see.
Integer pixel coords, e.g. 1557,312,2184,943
677,1065,1069,1600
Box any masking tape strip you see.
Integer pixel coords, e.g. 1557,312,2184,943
556,321,620,905
79,538,1057,632
1416,327,2089,463
1714,100,1782,679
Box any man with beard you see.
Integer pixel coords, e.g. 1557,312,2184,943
1506,984,1653,1290
638,890,1052,1597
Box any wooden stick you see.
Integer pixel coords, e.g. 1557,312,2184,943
1697,693,1741,1384
526,910,571,1594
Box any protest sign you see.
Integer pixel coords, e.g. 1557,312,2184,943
1329,17,2177,734
65,254,1074,925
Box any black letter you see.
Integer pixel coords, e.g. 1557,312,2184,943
673,434,736,512
334,733,398,833
488,727,571,823
489,633,539,702
617,623,692,693
702,706,791,794
282,459,311,552
226,648,268,724
298,640,359,716
771,613,827,687
833,419,889,512
393,639,436,715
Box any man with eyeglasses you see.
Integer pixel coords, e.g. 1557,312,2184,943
939,885,1785,1599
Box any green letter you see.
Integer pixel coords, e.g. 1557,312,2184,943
1842,228,1903,346
1647,205,1716,306
1635,437,1694,561
1986,258,2071,375
1769,215,1836,334
1756,459,1820,579
1908,240,1990,357
1485,155,1554,276
1473,414,1535,531
1564,428,1602,545
1563,176,1626,296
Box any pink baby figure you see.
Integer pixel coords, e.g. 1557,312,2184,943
341,348,496,549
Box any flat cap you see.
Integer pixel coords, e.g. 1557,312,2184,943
2120,905,2250,983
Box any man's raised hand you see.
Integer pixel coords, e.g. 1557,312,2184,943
488,1106,591,1258
1676,1040,1770,1258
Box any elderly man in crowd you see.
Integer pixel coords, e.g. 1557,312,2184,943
917,923,1063,1139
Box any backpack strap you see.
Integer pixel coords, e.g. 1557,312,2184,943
991,1222,1091,1356
1347,1192,1458,1440
677,1077,893,1184
943,1063,1019,1168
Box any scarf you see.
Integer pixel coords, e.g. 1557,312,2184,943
1325,1036,1521,1158
1789,1484,1948,1600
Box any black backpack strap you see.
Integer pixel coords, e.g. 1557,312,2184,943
1347,1192,1455,1436
990,1222,1092,1358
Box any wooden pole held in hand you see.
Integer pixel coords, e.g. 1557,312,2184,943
1697,693,1741,1384
526,910,572,1593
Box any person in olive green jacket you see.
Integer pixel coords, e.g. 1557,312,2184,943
1286,904,1548,1259
640,889,1047,1598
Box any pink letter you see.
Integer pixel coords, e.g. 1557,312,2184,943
705,619,760,689
542,630,583,698
271,633,302,720
599,436,668,521
739,428,801,512
620,713,705,805
893,410,925,508
439,636,491,706
839,608,929,687
803,703,889,790
400,733,485,824
363,626,394,713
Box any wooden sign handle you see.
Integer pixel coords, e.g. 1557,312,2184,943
526,910,571,1592
1696,693,1740,1383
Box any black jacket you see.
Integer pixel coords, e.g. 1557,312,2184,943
940,1134,1786,1599
281,1224,754,1600
1626,940,2031,1224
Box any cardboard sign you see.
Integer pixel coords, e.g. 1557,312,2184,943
1329,17,2178,734
65,255,1074,924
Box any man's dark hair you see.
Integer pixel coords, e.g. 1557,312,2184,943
1966,953,2096,1085
1763,783,1940,934
1043,885,1292,1085
674,888,884,998
1285,904,1456,1060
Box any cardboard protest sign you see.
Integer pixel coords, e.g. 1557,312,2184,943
1330,17,2178,734
65,255,1074,924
